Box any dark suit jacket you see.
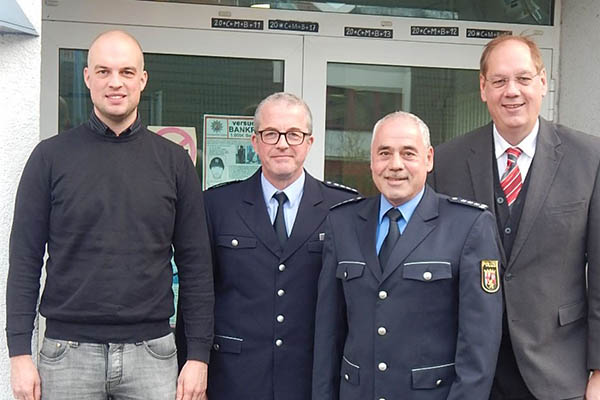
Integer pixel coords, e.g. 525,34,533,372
312,186,503,400
177,169,356,400
429,118,600,399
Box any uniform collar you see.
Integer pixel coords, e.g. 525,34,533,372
261,170,305,209
378,187,424,225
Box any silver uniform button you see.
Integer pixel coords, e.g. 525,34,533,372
379,398,386,400
378,291,388,300
277,289,285,296
231,239,239,247
344,271,348,278
377,327,387,336
436,379,443,386
344,373,349,381
213,343,220,351
423,271,432,281
378,362,387,371
276,314,284,323
275,339,283,347
278,264,286,272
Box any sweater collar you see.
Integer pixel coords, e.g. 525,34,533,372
88,111,142,138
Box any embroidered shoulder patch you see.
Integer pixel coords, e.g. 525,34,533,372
481,260,500,293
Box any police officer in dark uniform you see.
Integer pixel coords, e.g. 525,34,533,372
176,92,357,400
312,111,503,400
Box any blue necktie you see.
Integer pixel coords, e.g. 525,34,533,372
378,208,402,271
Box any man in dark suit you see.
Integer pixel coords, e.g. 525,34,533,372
313,111,503,400
429,35,600,400
176,92,357,400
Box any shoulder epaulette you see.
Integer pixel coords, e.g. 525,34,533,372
323,180,359,194
206,180,243,190
331,196,365,210
447,196,488,210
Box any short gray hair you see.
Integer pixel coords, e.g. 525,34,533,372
372,111,431,148
254,92,313,133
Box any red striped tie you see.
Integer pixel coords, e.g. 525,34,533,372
500,147,523,206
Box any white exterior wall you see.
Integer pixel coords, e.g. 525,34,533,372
0,0,41,397
559,0,600,135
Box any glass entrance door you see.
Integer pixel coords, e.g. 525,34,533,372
41,0,557,332
302,35,553,194
42,22,303,187
42,0,555,191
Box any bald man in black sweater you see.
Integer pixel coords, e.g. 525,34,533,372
7,30,213,400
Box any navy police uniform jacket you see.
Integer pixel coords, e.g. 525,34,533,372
177,169,356,400
312,186,503,400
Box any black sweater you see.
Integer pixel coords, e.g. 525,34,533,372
6,116,214,362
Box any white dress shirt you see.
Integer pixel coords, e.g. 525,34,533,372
493,118,539,180
261,171,305,237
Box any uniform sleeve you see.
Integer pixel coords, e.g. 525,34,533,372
173,151,214,363
586,158,600,370
312,216,346,400
6,144,51,357
446,210,503,399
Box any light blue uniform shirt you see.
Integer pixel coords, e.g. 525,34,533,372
375,188,425,254
261,171,305,237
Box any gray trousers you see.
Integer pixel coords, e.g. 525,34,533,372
38,332,178,400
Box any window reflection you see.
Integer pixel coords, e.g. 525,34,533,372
324,62,489,196
59,49,284,177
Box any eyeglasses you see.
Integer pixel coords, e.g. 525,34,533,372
257,129,311,146
485,72,540,89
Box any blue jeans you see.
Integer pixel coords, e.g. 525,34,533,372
38,332,178,400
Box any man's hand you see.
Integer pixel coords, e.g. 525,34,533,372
176,360,208,400
587,370,600,400
10,355,41,400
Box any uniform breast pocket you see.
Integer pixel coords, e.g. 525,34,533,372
336,261,365,281
402,261,452,282
216,235,257,250
402,261,454,311
215,235,257,280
